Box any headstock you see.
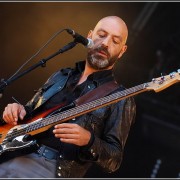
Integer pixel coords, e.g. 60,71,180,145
146,69,180,92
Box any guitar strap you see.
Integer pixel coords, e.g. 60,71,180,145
75,80,119,106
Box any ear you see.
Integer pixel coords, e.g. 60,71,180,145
87,30,93,39
117,45,127,59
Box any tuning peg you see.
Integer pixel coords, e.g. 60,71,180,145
159,80,164,85
169,72,176,79
157,73,165,84
161,75,165,81
152,78,156,83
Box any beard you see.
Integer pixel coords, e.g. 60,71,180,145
87,45,117,70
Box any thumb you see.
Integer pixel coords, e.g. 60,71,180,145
19,107,26,120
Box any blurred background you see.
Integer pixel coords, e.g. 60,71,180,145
0,2,180,178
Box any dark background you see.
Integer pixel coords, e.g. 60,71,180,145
0,2,180,178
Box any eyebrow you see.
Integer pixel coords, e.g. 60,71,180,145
97,28,123,42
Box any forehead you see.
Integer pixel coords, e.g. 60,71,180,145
94,18,125,37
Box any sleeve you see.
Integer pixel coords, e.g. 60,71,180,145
24,70,63,116
78,97,136,173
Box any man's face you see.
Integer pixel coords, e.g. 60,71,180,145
87,17,127,70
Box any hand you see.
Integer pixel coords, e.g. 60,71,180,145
53,123,91,146
3,103,26,125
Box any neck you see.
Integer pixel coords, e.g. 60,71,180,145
77,61,113,85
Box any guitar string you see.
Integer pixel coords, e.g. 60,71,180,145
4,83,146,141
25,83,146,130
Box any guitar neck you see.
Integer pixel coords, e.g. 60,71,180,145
24,83,148,135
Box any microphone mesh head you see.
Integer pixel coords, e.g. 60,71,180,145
87,38,94,48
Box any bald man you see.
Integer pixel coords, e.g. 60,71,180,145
1,16,136,178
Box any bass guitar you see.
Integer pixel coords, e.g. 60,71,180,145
0,70,179,156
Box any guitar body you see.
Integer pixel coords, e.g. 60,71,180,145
0,104,64,158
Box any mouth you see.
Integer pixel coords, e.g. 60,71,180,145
96,50,108,58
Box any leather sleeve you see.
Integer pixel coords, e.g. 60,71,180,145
24,68,72,115
79,97,136,173
25,71,60,113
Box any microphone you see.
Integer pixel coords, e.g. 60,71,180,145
66,29,94,48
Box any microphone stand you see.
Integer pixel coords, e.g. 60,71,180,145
0,40,78,99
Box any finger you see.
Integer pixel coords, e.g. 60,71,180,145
3,107,12,123
19,106,26,120
11,103,26,121
4,105,17,125
54,133,78,139
11,103,21,121
54,123,78,129
60,138,77,145
3,111,16,125
53,127,77,134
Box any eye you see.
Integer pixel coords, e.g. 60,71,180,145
98,34,105,38
97,31,106,38
113,38,121,45
113,40,119,44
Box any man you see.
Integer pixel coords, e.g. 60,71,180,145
1,16,136,178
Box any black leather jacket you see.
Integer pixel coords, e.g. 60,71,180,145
25,61,136,178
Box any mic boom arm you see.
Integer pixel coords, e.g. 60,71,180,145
66,28,94,48
0,41,77,97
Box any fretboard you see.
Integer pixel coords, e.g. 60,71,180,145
5,82,148,141
26,83,148,132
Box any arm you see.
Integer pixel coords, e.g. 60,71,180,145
78,97,136,173
2,70,64,124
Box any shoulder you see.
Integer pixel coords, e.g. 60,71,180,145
50,67,73,80
45,67,73,84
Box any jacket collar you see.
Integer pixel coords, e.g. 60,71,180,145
75,61,116,86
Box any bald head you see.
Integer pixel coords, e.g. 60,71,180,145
93,16,128,44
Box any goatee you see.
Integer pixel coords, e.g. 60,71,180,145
87,45,116,70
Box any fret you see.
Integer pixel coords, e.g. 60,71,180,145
6,83,147,138
2,71,179,148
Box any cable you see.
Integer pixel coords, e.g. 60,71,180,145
8,28,67,80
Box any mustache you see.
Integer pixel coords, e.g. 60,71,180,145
94,46,110,58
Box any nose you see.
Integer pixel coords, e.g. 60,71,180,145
101,36,111,48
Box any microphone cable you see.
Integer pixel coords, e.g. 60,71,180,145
8,28,67,81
